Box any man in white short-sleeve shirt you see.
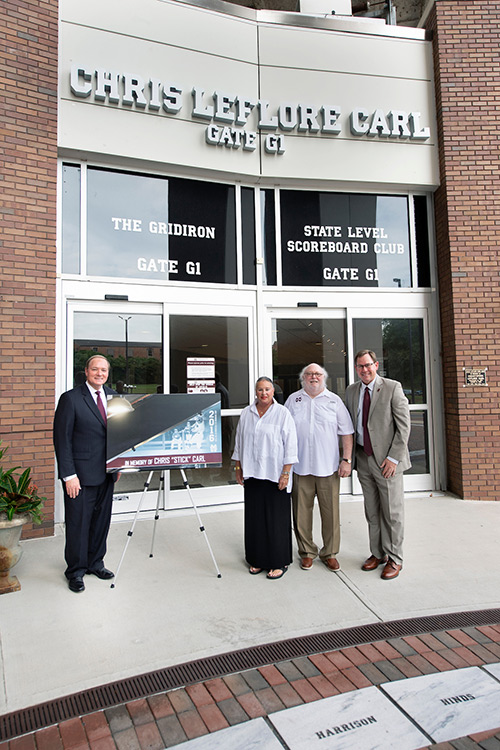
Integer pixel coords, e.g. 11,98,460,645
285,364,354,572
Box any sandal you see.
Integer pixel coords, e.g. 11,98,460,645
266,566,288,580
249,566,263,575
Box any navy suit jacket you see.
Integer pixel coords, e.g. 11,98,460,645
53,383,116,486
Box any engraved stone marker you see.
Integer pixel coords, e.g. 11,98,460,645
269,685,429,749
381,666,500,743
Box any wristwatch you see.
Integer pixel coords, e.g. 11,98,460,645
341,458,351,464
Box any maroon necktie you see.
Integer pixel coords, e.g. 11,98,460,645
362,387,373,456
96,390,107,424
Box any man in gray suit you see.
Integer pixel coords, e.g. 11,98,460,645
345,350,411,580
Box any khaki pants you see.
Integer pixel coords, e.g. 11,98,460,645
291,473,340,560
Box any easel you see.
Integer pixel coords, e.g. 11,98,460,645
111,469,222,587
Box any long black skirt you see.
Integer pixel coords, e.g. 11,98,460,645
244,478,292,570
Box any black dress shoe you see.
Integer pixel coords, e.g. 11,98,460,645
68,576,85,593
86,567,114,580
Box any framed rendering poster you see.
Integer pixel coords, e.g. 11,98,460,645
106,393,221,472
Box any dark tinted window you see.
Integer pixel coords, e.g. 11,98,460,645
168,177,236,284
262,189,277,286
241,187,256,285
414,195,431,287
281,191,411,288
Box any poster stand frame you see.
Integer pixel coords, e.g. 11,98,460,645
111,469,222,588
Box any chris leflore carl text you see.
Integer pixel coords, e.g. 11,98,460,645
70,67,431,156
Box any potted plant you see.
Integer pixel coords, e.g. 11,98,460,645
0,441,46,594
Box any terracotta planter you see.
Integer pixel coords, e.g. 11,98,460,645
0,515,28,594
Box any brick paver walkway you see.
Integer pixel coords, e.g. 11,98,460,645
2,623,500,749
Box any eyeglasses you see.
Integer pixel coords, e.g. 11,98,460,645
304,372,324,377
356,362,376,370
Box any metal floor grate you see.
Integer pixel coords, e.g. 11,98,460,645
2,607,500,741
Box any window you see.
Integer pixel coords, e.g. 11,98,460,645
63,165,237,283
262,189,277,286
61,164,81,274
280,191,411,288
87,169,169,280
414,195,431,287
241,187,256,285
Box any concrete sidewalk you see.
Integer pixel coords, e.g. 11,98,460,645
1,493,500,748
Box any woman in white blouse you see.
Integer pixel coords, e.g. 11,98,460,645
232,377,298,580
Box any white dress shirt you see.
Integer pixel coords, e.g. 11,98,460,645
232,399,298,491
285,388,354,477
87,381,108,414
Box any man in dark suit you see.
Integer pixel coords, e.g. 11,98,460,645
54,355,117,592
345,350,411,580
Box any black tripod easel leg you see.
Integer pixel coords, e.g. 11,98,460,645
149,471,165,558
180,468,222,578
111,470,155,588
111,469,222,587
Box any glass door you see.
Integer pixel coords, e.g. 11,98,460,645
263,308,352,495
69,304,164,515
165,306,252,509
350,313,433,491
67,300,254,515
265,307,434,494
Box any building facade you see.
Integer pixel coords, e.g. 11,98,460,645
1,0,499,539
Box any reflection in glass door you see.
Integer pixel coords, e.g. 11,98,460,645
73,312,163,394
269,312,433,493
270,312,350,495
352,317,432,484
271,318,347,402
73,310,163,511
168,313,249,495
71,307,252,514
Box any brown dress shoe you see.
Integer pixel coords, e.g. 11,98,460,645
322,557,340,571
381,559,402,580
361,555,388,571
300,557,313,570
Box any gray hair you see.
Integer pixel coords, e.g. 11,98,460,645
299,364,328,385
255,376,274,388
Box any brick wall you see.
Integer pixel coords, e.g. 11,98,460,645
0,0,58,535
426,1,500,500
